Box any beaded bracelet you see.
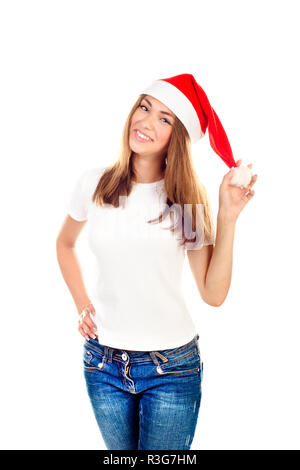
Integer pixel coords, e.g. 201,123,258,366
81,302,92,314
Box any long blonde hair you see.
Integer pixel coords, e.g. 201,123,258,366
92,93,215,248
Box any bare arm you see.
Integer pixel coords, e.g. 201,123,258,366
187,215,235,306
187,244,216,306
203,161,257,306
187,160,257,307
203,213,235,306
56,215,97,339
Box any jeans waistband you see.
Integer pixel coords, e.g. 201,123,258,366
85,334,200,366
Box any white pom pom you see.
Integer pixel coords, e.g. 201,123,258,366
230,165,252,188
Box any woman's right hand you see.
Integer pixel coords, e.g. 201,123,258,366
78,303,98,340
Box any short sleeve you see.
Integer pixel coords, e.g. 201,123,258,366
66,170,90,221
66,167,105,221
186,228,216,251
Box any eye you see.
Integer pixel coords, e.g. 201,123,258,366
139,104,171,125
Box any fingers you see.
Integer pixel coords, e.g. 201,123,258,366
241,169,257,200
82,305,96,323
245,173,258,191
78,325,91,341
83,306,98,331
78,304,98,340
235,159,254,170
88,304,96,315
225,167,235,180
85,314,98,334
242,189,255,202
250,174,258,187
243,176,257,198
78,320,97,340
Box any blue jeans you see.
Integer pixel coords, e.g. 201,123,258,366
83,334,203,450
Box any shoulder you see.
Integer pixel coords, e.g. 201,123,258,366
66,166,108,222
80,166,107,185
78,166,107,194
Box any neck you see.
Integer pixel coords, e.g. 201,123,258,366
131,154,166,183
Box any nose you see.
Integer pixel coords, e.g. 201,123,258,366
141,113,155,130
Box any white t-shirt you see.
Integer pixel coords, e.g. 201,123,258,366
66,167,215,351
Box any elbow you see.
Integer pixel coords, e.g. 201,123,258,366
56,236,75,250
203,293,227,307
203,284,230,307
210,300,224,307
204,299,223,307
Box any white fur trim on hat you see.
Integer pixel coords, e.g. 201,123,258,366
140,80,204,143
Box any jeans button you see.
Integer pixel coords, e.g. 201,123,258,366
122,353,127,361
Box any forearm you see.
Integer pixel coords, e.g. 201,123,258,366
56,241,91,314
204,212,236,306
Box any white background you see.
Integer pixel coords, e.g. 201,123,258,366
0,0,299,450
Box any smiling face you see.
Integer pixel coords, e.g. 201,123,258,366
129,95,175,159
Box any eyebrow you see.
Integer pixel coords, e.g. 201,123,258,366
143,97,175,119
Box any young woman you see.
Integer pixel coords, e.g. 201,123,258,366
56,74,257,450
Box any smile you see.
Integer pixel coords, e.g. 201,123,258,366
134,129,153,142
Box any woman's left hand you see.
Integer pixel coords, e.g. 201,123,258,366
218,159,258,222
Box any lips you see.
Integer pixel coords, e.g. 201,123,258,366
134,129,153,141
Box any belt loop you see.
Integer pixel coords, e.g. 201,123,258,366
149,351,169,365
154,351,169,362
109,347,114,363
149,351,160,366
103,346,109,365
104,346,114,363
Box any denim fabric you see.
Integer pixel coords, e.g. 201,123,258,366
83,334,203,450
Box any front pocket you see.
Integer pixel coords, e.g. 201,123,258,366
155,349,200,376
83,348,106,371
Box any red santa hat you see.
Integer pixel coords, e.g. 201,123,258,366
140,73,238,170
